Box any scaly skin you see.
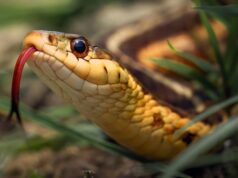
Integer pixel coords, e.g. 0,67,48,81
23,31,212,160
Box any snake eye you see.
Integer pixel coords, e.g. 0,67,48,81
70,37,89,58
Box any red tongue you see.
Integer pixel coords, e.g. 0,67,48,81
7,46,37,125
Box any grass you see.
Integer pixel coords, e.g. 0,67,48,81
1,0,238,178
150,0,238,177
0,130,25,177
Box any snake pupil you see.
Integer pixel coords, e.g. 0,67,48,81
73,39,86,53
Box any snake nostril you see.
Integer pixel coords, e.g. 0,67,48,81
48,34,57,45
48,34,53,43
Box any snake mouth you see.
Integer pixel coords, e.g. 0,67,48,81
23,31,46,51
7,31,70,125
23,31,56,59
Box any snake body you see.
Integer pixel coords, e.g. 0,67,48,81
23,31,212,160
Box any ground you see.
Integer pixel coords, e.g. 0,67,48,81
4,147,151,178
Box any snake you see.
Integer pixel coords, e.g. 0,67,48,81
8,30,219,161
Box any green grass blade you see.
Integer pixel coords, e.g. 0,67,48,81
199,8,223,65
195,3,238,88
167,40,214,72
225,22,238,71
41,105,77,119
230,68,238,94
143,162,192,178
143,163,192,178
161,114,238,178
187,147,238,168
0,97,142,161
150,58,217,98
175,95,238,137
17,123,102,153
0,132,26,173
224,21,238,93
27,170,45,178
196,4,238,16
28,113,135,158
17,134,77,153
197,0,228,97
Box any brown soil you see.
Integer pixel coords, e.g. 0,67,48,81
4,147,153,178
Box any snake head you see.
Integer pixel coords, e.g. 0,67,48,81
23,31,130,105
23,30,129,84
24,31,113,61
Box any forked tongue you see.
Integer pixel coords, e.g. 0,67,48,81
6,47,36,125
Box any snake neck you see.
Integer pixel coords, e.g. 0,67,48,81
27,56,212,160
65,70,157,123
